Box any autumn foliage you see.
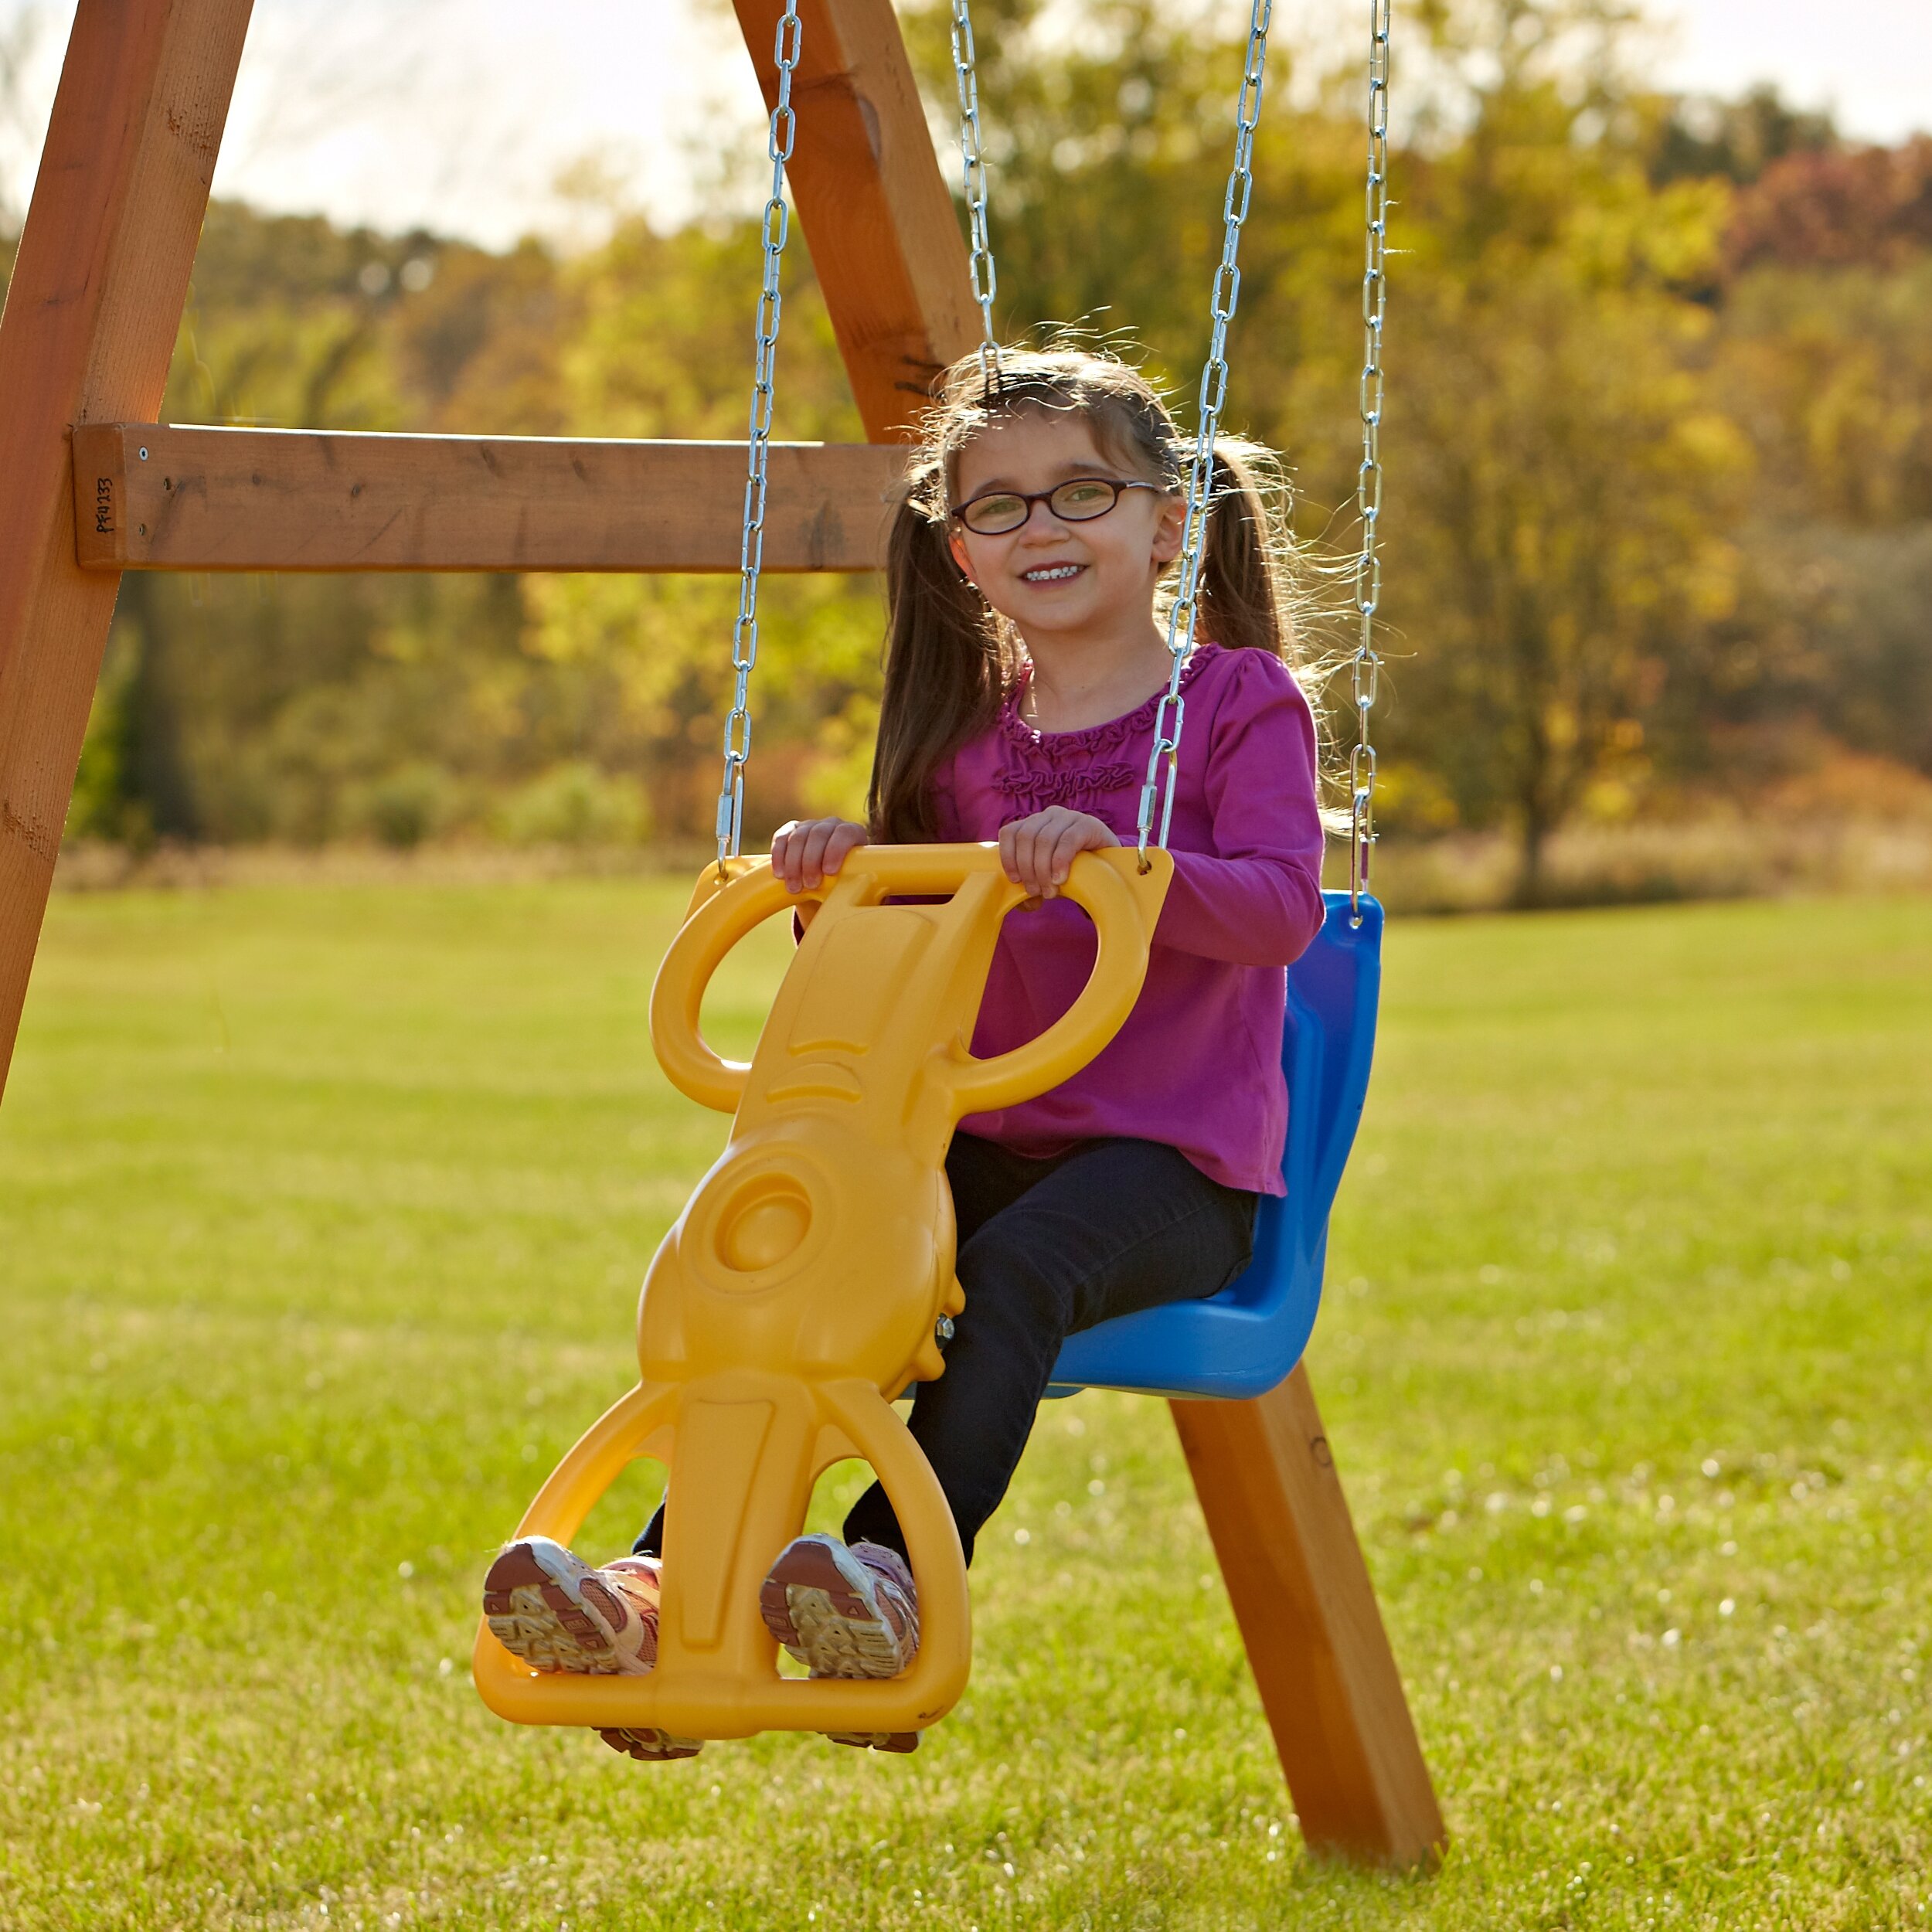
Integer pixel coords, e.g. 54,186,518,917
4,0,1926,901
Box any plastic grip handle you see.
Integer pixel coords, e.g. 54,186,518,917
941,845,1171,1117
649,861,801,1113
647,845,1172,1117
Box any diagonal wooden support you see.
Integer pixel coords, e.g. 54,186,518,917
733,0,978,439
1171,1366,1446,1866
0,0,255,1103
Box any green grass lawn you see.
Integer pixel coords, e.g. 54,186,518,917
2,879,1928,1930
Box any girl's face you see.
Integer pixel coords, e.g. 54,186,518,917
947,410,1184,645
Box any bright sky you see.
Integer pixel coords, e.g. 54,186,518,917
2,0,1928,248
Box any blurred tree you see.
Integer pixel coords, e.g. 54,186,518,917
67,208,582,844
1647,83,1838,189
1726,138,1932,274
1378,5,1755,898
913,0,1755,897
1802,526,1932,774
1719,258,1932,527
522,208,884,837
1703,120,1932,787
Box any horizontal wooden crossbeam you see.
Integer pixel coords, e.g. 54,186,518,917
70,424,907,574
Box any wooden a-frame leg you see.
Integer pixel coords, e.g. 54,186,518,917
1170,1365,1445,1866
733,0,978,440
0,0,254,1104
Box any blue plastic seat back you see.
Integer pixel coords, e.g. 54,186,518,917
1045,891,1383,1400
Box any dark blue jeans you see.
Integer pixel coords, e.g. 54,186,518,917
637,1134,1256,1570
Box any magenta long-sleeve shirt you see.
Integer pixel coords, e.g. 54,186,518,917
931,641,1327,1196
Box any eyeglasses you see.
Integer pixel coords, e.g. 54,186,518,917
950,476,1165,536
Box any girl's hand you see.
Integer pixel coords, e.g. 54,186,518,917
998,808,1120,900
771,817,869,893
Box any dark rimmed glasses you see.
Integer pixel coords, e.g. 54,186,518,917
950,476,1166,537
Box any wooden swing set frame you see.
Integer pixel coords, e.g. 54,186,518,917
0,0,1444,1866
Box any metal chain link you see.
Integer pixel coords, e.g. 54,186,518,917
715,0,805,869
1349,0,1391,921
1136,0,1273,862
950,0,1001,385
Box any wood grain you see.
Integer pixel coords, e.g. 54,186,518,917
1171,1367,1447,1866
0,0,254,1102
71,425,906,574
733,0,978,440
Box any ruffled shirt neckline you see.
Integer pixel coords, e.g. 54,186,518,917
990,644,1222,815
999,643,1222,760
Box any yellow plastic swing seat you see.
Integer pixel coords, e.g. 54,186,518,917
473,842,1172,1741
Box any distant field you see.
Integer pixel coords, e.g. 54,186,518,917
2,882,1927,1930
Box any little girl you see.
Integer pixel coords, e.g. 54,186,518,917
482,346,1327,1760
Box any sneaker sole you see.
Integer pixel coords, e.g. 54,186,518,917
483,1541,636,1676
599,1726,704,1762
758,1538,911,1681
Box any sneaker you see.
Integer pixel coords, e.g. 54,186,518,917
598,1726,703,1763
822,1726,923,1753
760,1534,922,1751
484,1537,664,1676
484,1539,702,1762
759,1536,920,1679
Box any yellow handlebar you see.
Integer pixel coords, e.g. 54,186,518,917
646,858,797,1115
649,843,1172,1127
937,847,1161,1116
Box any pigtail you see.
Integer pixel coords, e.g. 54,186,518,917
868,469,1012,844
1193,435,1345,816
1195,438,1291,662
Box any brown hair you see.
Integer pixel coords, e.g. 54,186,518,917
868,345,1311,842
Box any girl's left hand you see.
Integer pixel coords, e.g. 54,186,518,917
998,808,1121,900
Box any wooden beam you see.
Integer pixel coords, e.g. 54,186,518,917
734,0,978,441
1171,1367,1446,1867
72,425,906,574
0,0,253,1104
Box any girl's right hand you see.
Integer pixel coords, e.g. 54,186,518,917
771,817,869,894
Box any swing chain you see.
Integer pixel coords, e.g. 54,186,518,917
1136,0,1273,862
716,0,806,869
950,0,1001,385
1349,0,1391,922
